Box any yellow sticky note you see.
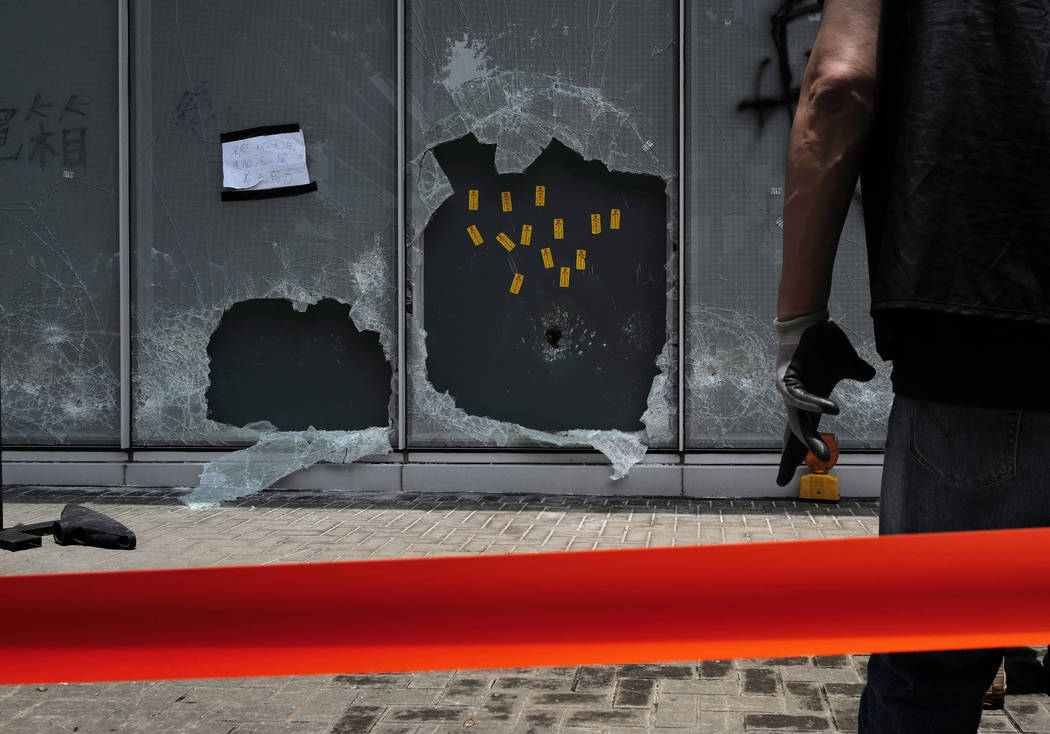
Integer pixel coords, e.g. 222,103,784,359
576,249,586,270
496,232,516,252
554,218,564,239
501,191,512,212
541,247,554,269
610,208,621,229
510,273,524,294
520,224,532,246
559,267,570,288
467,225,483,246
591,213,601,234
468,190,479,210
535,185,546,206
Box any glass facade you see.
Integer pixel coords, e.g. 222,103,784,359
132,0,398,446
0,0,121,444
684,2,890,449
405,0,679,456
0,1,892,455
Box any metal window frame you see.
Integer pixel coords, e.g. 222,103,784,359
677,0,685,453
119,0,131,449
397,0,407,452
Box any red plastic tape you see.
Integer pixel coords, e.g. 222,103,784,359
2,527,1050,684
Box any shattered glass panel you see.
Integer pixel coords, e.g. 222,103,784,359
0,0,120,445
684,2,891,449
406,1,679,473
133,0,397,447
183,425,392,509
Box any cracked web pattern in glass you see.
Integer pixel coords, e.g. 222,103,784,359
0,1,120,445
406,0,679,476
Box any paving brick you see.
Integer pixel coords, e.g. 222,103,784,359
382,706,473,723
743,668,779,695
824,682,866,697
357,688,442,706
513,708,563,733
563,708,650,727
1005,700,1050,732
529,692,608,706
571,667,617,693
698,710,746,733
333,674,411,688
785,681,826,713
654,692,699,728
613,678,656,707
437,677,489,705
700,660,734,678
480,690,524,722
745,713,832,730
980,712,1022,732
700,694,784,713
829,695,860,733
331,705,386,733
780,664,861,683
619,663,694,679
760,657,810,666
493,677,572,692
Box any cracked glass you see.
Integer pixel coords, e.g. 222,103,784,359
684,1,891,449
133,0,398,454
0,0,121,445
406,1,679,476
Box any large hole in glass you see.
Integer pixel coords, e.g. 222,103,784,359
423,134,667,432
206,298,391,431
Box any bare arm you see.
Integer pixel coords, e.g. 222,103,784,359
776,0,885,321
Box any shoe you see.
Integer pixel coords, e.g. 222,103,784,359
983,659,1005,709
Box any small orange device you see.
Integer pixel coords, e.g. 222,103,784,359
800,432,839,502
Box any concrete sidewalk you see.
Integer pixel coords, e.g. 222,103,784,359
0,487,1044,733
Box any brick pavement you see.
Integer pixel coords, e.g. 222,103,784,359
0,487,1045,733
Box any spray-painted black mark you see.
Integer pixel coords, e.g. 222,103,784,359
737,0,822,129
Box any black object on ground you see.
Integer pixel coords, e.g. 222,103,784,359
53,504,137,550
0,521,54,552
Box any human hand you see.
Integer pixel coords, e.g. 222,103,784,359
774,310,876,487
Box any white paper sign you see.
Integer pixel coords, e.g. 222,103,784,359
221,130,311,191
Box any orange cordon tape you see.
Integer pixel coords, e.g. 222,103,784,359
2,527,1050,684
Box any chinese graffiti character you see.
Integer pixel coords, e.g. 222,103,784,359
28,123,57,168
60,94,90,122
62,127,87,167
174,82,214,139
0,105,15,148
24,92,52,121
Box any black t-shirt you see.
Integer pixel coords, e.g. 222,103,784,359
858,0,1050,410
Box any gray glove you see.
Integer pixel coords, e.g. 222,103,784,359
774,310,875,486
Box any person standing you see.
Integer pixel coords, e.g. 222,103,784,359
773,0,1050,731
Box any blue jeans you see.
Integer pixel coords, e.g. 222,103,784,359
858,395,1050,733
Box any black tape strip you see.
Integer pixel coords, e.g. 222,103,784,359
219,123,302,143
221,182,318,201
